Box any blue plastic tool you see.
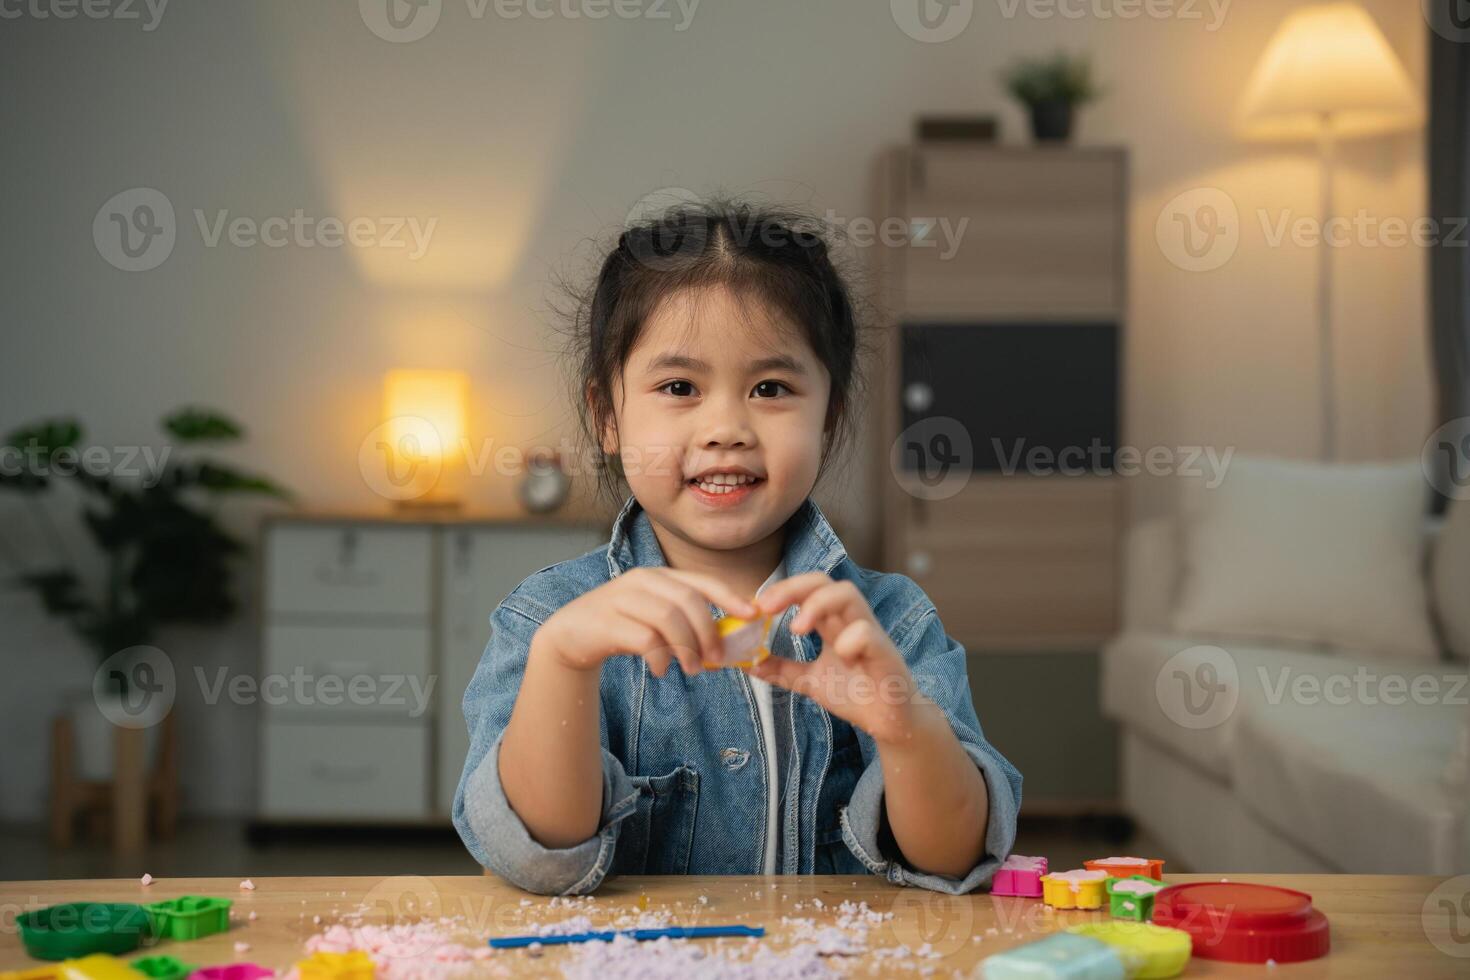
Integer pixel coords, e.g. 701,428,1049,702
489,924,764,949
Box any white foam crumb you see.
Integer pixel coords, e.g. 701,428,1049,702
140,873,154,886
698,896,708,905
234,942,250,954
239,879,256,891
248,911,258,921
1267,959,1277,968
313,915,321,924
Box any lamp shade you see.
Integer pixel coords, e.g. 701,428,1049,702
383,369,469,464
1237,3,1421,141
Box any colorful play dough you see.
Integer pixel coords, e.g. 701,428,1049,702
704,615,772,669
980,932,1131,980
992,855,1048,898
1106,876,1166,922
1041,870,1109,910
1084,857,1165,880
1067,922,1192,979
296,952,373,980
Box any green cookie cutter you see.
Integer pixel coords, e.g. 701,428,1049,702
16,903,153,961
144,897,233,941
1106,875,1168,922
130,955,197,980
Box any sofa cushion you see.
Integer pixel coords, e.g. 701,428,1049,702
1231,681,1469,873
1101,632,1350,780
1172,457,1439,662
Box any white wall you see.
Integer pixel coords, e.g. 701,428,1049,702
0,0,1432,820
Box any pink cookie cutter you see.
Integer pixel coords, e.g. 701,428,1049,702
188,966,273,980
991,854,1048,897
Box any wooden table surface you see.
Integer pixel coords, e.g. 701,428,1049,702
1,874,1465,978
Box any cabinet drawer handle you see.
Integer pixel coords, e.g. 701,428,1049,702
310,761,378,783
314,566,382,588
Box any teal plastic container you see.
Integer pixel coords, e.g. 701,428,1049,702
981,933,1130,980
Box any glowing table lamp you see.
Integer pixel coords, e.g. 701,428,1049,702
1237,3,1421,459
382,369,469,509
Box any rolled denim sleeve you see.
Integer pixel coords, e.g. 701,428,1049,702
838,604,1022,895
452,595,638,895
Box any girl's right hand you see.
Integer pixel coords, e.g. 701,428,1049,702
536,568,758,678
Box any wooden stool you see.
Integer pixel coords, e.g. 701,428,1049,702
50,710,179,855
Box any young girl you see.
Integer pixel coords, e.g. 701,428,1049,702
453,201,1021,896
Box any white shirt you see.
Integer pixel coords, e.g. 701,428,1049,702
749,560,786,876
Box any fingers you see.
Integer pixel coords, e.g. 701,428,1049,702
831,617,877,663
636,576,724,670
752,572,833,616
746,654,814,693
660,569,757,618
607,616,677,677
624,597,705,677
789,580,870,637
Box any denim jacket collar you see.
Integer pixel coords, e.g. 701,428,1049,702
606,495,848,581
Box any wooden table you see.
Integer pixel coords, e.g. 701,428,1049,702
1,874,1464,977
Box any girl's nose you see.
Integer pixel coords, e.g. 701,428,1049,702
698,402,757,449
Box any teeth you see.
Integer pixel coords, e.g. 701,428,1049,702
693,473,758,494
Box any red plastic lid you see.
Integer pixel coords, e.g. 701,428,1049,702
1151,882,1330,964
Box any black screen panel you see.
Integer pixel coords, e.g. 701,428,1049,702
900,322,1119,472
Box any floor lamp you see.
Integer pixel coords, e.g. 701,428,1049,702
1237,3,1422,461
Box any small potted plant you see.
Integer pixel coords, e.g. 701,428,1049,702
1000,51,1100,142
1,408,288,781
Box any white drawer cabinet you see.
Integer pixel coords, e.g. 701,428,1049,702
257,516,604,824
260,720,430,820
265,525,433,619
436,525,603,813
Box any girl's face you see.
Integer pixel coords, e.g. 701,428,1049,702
605,284,831,556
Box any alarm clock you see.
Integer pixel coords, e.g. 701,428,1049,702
519,449,571,514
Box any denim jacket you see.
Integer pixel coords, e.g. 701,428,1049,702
453,496,1022,896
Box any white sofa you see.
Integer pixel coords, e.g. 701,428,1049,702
1101,508,1470,875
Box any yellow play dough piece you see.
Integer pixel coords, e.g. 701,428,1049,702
296,952,374,980
1066,922,1192,979
705,615,772,669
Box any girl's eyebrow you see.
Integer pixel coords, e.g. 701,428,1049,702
646,353,807,374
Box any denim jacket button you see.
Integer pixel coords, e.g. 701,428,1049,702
720,747,750,770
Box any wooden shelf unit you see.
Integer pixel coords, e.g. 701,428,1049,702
873,144,1128,654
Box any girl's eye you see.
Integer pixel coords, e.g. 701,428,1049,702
752,380,790,399
660,380,696,397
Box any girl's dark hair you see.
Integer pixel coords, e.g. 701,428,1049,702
565,198,866,502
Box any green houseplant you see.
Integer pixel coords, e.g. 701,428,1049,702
1,408,288,757
1000,51,1101,142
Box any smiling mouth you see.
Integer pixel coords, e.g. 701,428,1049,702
687,473,764,495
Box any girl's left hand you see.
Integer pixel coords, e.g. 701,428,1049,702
746,572,920,745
